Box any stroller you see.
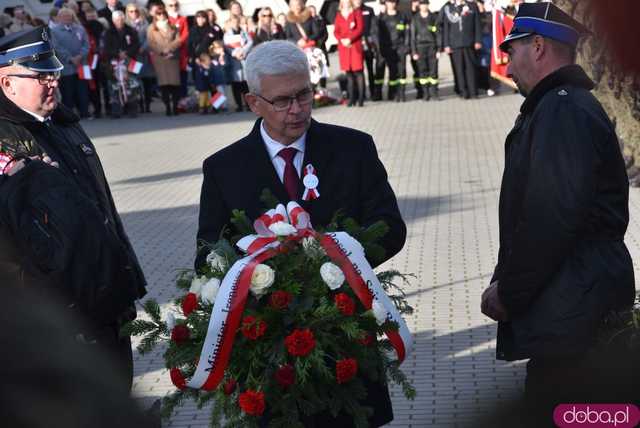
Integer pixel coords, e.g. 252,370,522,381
107,60,142,118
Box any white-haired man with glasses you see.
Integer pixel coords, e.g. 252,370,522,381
196,40,405,426
0,27,147,394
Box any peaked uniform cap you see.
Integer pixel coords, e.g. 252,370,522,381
499,2,589,52
0,26,63,72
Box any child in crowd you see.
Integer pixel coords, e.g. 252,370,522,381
208,41,231,112
194,52,216,114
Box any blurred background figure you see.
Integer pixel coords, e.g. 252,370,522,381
253,7,285,45
223,14,252,112
51,7,91,118
334,0,365,107
147,9,182,116
126,3,155,113
165,0,189,98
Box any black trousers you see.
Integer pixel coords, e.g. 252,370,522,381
231,81,249,111
363,49,375,99
160,85,180,114
451,47,478,98
378,49,407,98
415,44,439,86
60,74,90,117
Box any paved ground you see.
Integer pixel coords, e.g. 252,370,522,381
82,59,640,428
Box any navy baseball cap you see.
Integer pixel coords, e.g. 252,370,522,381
500,2,589,52
0,26,63,72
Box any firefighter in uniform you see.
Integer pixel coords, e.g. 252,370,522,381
375,0,411,102
441,0,481,99
409,0,423,99
411,0,441,101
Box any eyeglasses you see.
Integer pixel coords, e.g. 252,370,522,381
256,88,314,111
6,71,61,86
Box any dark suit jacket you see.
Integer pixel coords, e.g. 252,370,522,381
196,118,406,268
196,117,404,426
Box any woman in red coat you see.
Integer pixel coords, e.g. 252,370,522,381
334,0,365,106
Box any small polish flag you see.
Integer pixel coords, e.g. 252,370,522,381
77,64,92,80
128,59,143,74
89,53,99,70
210,92,226,109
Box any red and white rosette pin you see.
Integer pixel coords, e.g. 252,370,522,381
302,164,320,201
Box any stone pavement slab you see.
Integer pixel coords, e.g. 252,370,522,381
81,62,640,427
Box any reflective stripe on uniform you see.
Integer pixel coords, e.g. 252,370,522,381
419,78,429,85
396,23,406,31
388,79,399,86
427,77,439,85
429,26,437,32
398,78,407,85
374,79,385,85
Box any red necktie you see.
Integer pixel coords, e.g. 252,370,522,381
278,147,299,201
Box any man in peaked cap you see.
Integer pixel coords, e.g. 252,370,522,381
480,3,638,426
0,27,147,393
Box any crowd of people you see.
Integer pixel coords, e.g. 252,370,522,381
0,0,520,118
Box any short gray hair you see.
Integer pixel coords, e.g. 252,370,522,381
245,41,309,94
112,10,125,21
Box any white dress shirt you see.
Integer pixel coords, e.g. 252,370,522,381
19,107,48,123
260,120,306,183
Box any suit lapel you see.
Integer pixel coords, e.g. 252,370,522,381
300,119,333,213
245,119,290,205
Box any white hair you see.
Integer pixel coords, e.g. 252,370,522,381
245,40,309,94
112,10,125,21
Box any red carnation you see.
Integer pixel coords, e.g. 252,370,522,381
269,290,293,310
285,328,316,357
275,364,295,388
336,358,358,384
334,293,355,316
170,324,190,345
238,390,266,416
181,292,198,316
223,378,237,395
358,333,374,346
169,367,186,389
241,316,267,340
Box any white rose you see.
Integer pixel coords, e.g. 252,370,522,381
165,312,176,331
268,221,297,236
302,236,326,259
250,264,275,298
372,299,388,325
320,262,345,290
189,275,208,296
201,278,221,304
206,251,228,271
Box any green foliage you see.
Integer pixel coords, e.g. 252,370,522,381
260,188,280,210
126,212,416,426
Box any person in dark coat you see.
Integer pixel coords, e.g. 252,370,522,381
197,41,405,427
481,4,638,427
441,0,482,99
97,0,125,29
188,10,218,66
0,27,147,393
376,0,411,102
353,0,378,100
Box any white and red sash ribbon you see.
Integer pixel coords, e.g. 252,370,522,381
177,203,411,391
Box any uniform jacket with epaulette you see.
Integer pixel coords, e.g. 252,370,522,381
493,65,636,361
377,12,411,54
0,91,146,327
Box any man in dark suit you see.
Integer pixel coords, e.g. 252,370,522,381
196,40,406,427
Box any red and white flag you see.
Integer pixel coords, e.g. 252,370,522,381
89,53,99,70
128,59,143,74
210,92,226,109
77,64,92,80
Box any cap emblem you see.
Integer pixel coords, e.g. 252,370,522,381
41,28,48,42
